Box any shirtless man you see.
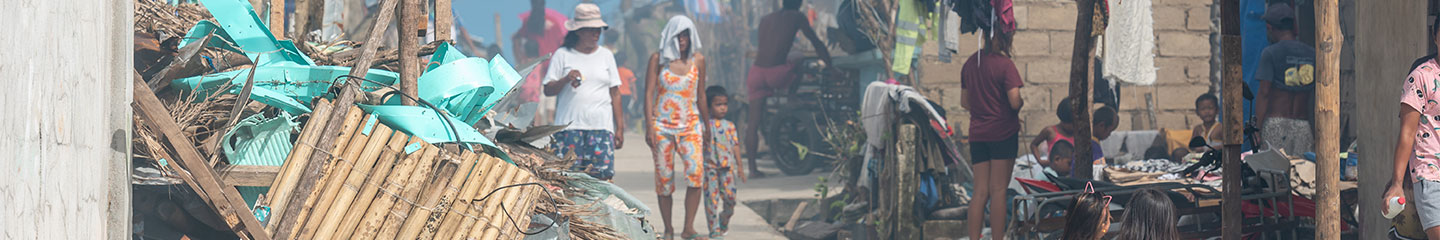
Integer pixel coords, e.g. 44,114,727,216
1254,3,1316,155
744,0,831,178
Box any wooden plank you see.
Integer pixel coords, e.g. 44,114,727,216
218,165,282,187
435,0,452,42
375,146,444,239
274,0,400,237
1314,0,1342,237
133,77,273,240
398,0,422,106
785,201,810,232
336,136,420,240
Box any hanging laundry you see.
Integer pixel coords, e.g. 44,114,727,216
952,0,993,34
686,0,726,23
892,0,929,75
1093,0,1111,36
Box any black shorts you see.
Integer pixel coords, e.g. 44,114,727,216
970,133,1019,164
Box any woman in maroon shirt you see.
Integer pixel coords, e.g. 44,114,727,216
961,29,1024,240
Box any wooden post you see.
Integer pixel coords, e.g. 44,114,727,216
1314,0,1342,237
494,13,505,60
270,0,285,40
1219,0,1242,238
132,77,274,240
399,0,422,106
1069,0,1096,180
273,0,400,238
293,0,326,44
435,0,452,42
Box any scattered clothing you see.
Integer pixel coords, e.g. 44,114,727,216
744,63,795,102
960,50,1024,142
544,47,623,132
1402,59,1440,183
1255,40,1317,91
1260,117,1313,157
551,129,616,180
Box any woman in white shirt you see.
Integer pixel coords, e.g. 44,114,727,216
543,3,624,181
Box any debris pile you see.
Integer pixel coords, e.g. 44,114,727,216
131,0,634,239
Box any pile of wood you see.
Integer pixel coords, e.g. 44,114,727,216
261,104,544,240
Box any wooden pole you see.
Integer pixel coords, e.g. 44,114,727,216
399,0,422,106
1069,0,1096,180
270,0,285,40
132,77,273,240
273,0,400,237
293,0,326,44
1314,0,1342,237
493,13,505,60
280,110,368,239
1219,0,1242,238
331,137,417,240
264,98,332,230
435,0,452,42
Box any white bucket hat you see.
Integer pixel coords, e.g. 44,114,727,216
565,3,608,31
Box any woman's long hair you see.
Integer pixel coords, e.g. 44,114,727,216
1061,192,1111,240
1112,188,1180,240
561,30,581,50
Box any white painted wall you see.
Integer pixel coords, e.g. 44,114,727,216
0,0,132,239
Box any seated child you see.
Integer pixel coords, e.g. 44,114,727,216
1190,93,1222,151
703,86,744,239
1032,97,1120,177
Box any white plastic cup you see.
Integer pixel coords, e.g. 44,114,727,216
1384,196,1407,219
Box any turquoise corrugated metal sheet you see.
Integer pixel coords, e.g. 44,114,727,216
222,112,299,206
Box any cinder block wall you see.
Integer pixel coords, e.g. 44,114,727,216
917,0,1216,153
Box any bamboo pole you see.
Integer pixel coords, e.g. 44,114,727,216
1219,0,1242,238
434,154,498,240
298,115,387,239
399,0,422,106
265,98,333,231
276,0,400,236
500,169,539,239
374,147,444,239
353,144,435,239
1314,0,1342,236
435,0,452,42
464,160,523,239
398,152,472,239
480,164,534,239
271,106,363,233
333,137,419,240
417,152,478,240
282,111,370,239
311,127,408,240
446,155,505,240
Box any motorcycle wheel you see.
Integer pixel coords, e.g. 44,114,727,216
765,110,818,176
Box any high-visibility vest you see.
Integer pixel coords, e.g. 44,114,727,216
892,0,928,75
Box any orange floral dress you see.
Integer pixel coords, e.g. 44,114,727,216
652,63,704,196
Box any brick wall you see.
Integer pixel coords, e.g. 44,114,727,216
918,0,1215,153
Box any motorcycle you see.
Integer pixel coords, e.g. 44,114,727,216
756,58,859,176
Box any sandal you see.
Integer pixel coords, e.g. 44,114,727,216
708,232,726,240
681,232,708,240
658,232,674,240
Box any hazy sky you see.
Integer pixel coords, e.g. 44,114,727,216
452,0,641,59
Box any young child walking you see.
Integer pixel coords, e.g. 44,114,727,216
703,86,744,239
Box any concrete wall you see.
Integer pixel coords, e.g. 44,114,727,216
1354,0,1427,238
0,0,132,239
919,0,1214,152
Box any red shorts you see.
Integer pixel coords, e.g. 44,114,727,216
745,63,794,102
